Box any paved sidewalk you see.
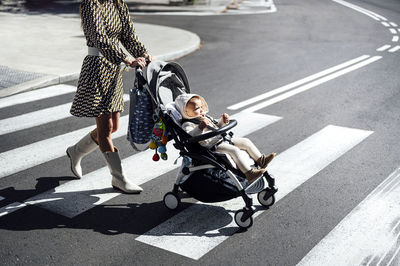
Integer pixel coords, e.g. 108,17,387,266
0,11,201,98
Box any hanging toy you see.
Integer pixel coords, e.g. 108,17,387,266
149,119,168,161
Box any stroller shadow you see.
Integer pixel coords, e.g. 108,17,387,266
0,175,260,237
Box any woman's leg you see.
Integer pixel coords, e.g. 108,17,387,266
231,137,262,161
97,112,142,193
95,113,115,153
92,112,120,152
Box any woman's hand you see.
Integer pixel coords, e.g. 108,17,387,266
124,56,147,68
142,53,153,63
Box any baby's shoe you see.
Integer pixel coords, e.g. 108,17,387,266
257,153,276,169
245,168,265,184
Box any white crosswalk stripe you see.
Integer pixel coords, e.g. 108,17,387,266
0,84,76,109
297,167,400,266
0,94,129,136
136,125,373,260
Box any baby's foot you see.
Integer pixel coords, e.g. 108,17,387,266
245,168,265,184
257,153,276,169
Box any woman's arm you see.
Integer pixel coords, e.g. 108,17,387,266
119,1,148,59
81,0,127,64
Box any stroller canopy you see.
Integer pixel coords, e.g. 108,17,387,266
144,61,191,107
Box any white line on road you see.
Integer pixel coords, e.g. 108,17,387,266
0,94,129,136
390,28,397,34
381,21,390,27
228,55,370,110
331,0,381,21
0,112,281,218
239,56,382,113
392,36,399,42
389,46,400,53
0,115,129,179
390,22,398,27
376,45,391,51
0,84,76,109
136,125,373,260
297,166,400,266
0,196,4,201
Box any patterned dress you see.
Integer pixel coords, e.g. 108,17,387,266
70,0,147,117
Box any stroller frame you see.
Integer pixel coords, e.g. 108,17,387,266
133,60,278,229
160,110,278,229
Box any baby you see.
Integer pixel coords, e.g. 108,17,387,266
175,93,276,184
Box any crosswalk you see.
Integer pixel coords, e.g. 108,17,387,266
0,83,399,264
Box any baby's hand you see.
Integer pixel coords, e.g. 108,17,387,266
221,113,230,124
198,118,210,130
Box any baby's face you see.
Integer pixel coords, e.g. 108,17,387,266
186,98,206,118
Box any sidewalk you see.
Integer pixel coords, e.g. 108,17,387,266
0,6,205,98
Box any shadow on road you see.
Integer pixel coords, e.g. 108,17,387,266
0,175,250,237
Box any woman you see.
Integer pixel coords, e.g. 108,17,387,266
67,0,152,193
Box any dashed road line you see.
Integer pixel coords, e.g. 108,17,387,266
388,45,400,53
390,22,398,27
390,28,397,34
377,45,391,51
381,21,390,27
392,36,399,42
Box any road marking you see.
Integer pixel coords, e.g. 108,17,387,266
376,45,391,51
228,55,370,110
392,36,399,42
0,84,76,109
136,125,373,260
388,46,400,53
381,21,390,27
390,22,398,27
0,196,4,201
297,166,400,266
390,28,397,34
0,115,128,179
0,94,129,136
239,56,382,113
331,0,380,21
0,202,26,217
0,112,281,218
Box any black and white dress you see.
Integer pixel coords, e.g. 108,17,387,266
70,0,147,117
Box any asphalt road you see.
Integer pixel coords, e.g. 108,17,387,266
1,0,400,265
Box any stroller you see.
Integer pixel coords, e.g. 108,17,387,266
130,61,278,229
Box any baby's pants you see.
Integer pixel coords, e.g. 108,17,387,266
215,137,262,173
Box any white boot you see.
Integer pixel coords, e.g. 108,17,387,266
102,148,143,193
66,133,98,178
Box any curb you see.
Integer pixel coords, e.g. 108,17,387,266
0,31,201,99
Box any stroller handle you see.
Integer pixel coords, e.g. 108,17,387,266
185,119,238,144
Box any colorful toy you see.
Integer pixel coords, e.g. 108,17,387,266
149,119,168,161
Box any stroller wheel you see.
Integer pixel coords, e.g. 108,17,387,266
257,188,276,207
234,209,253,229
163,192,181,210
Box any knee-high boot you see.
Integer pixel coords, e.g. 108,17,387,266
66,132,98,178
102,148,143,193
